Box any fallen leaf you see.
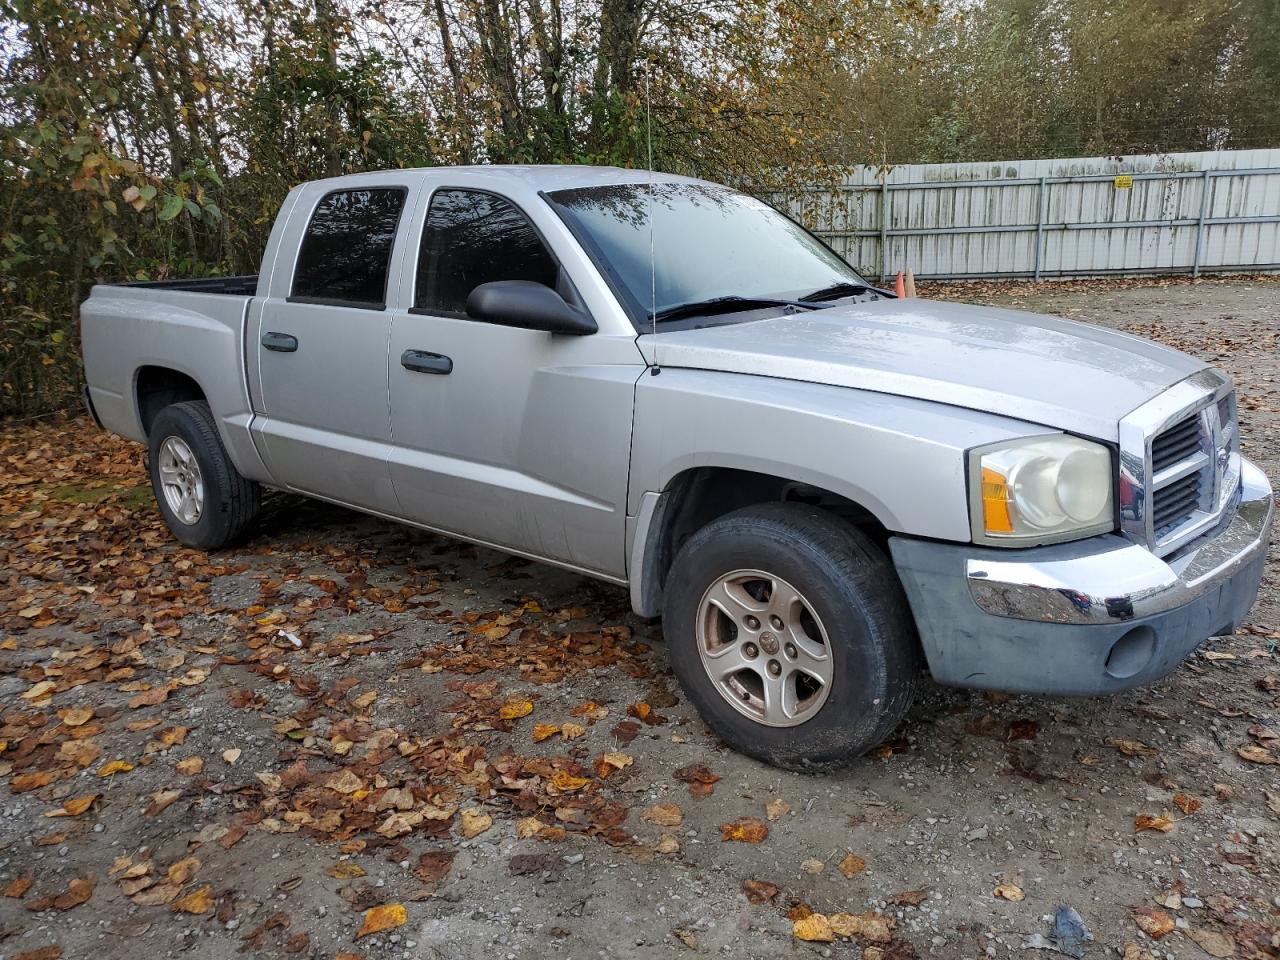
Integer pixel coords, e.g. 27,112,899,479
560,722,587,741
175,757,204,775
641,804,683,827
531,723,561,742
460,808,492,838
12,947,62,960
326,863,366,880
548,771,590,792
837,853,867,878
593,752,633,778
742,879,779,904
994,883,1024,902
498,700,533,720
46,795,97,818
167,857,201,885
829,912,893,942
52,876,95,910
97,760,133,777
221,748,241,765
1132,906,1175,939
1237,744,1277,765
21,681,56,701
1107,738,1158,757
356,903,406,938
172,885,213,914
673,763,720,798
719,817,768,843
326,770,364,794
12,771,56,793
411,851,454,885
1172,793,1201,815
886,890,928,907
4,873,33,898
57,707,93,727
792,913,834,942
1135,814,1174,833
144,790,181,817
765,798,790,821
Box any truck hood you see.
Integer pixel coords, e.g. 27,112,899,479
642,298,1208,441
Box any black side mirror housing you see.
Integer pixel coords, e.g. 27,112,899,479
466,281,597,335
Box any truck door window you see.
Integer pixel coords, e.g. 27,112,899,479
415,189,558,316
291,187,407,309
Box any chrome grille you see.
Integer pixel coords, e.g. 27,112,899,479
1118,369,1241,557
1150,414,1202,473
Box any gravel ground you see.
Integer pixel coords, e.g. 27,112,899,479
0,275,1277,960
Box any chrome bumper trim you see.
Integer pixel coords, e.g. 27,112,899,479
967,457,1273,624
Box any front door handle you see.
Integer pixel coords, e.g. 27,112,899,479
401,350,452,375
262,331,298,353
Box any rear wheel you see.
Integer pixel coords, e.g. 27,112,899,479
662,503,918,771
148,400,260,549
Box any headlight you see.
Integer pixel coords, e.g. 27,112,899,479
969,436,1115,546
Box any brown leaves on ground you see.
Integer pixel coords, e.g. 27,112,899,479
673,763,720,798
792,911,894,943
742,879,780,904
719,816,768,843
1134,813,1175,833
1106,738,1159,757
993,883,1024,902
1132,906,1175,939
25,876,95,911
642,803,683,827
837,853,867,878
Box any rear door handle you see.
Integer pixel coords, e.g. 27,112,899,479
262,331,298,353
401,350,452,375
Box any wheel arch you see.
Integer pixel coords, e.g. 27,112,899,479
629,465,893,618
134,365,207,438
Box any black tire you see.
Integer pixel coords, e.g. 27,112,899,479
148,400,261,550
662,503,919,771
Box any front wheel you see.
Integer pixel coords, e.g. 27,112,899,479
147,400,261,550
662,503,919,771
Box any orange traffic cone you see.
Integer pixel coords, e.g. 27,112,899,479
894,270,905,297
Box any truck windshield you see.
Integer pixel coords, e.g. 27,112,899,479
546,182,870,328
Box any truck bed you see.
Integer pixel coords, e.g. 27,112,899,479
114,275,260,296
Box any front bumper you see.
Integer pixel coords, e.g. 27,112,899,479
889,458,1273,695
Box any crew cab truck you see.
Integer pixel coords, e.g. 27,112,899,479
80,166,1274,770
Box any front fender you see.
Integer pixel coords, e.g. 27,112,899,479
625,369,1056,612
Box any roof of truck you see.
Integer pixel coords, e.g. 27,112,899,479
299,164,713,194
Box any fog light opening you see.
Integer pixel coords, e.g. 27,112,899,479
1104,626,1157,680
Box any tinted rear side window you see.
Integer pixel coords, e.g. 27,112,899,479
416,189,558,315
292,188,407,307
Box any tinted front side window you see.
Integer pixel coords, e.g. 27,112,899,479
416,189,558,314
292,188,407,307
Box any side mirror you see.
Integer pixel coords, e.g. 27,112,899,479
466,281,597,335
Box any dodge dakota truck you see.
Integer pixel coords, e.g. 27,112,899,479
80,166,1274,770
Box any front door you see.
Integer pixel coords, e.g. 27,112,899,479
251,184,409,513
386,186,642,578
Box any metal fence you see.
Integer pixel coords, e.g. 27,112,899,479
777,149,1280,282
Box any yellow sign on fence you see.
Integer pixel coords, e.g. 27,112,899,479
1113,175,1133,189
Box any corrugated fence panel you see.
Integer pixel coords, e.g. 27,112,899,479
777,149,1280,281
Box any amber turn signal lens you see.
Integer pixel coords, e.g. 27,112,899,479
981,466,1014,533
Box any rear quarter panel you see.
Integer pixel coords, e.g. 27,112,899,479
80,285,271,482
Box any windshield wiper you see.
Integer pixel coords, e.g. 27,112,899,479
652,295,826,324
800,282,875,303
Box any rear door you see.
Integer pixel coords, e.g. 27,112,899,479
386,184,643,578
249,183,410,513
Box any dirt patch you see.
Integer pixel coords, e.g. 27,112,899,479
1,276,1278,960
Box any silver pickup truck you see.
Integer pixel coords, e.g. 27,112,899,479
81,165,1274,770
